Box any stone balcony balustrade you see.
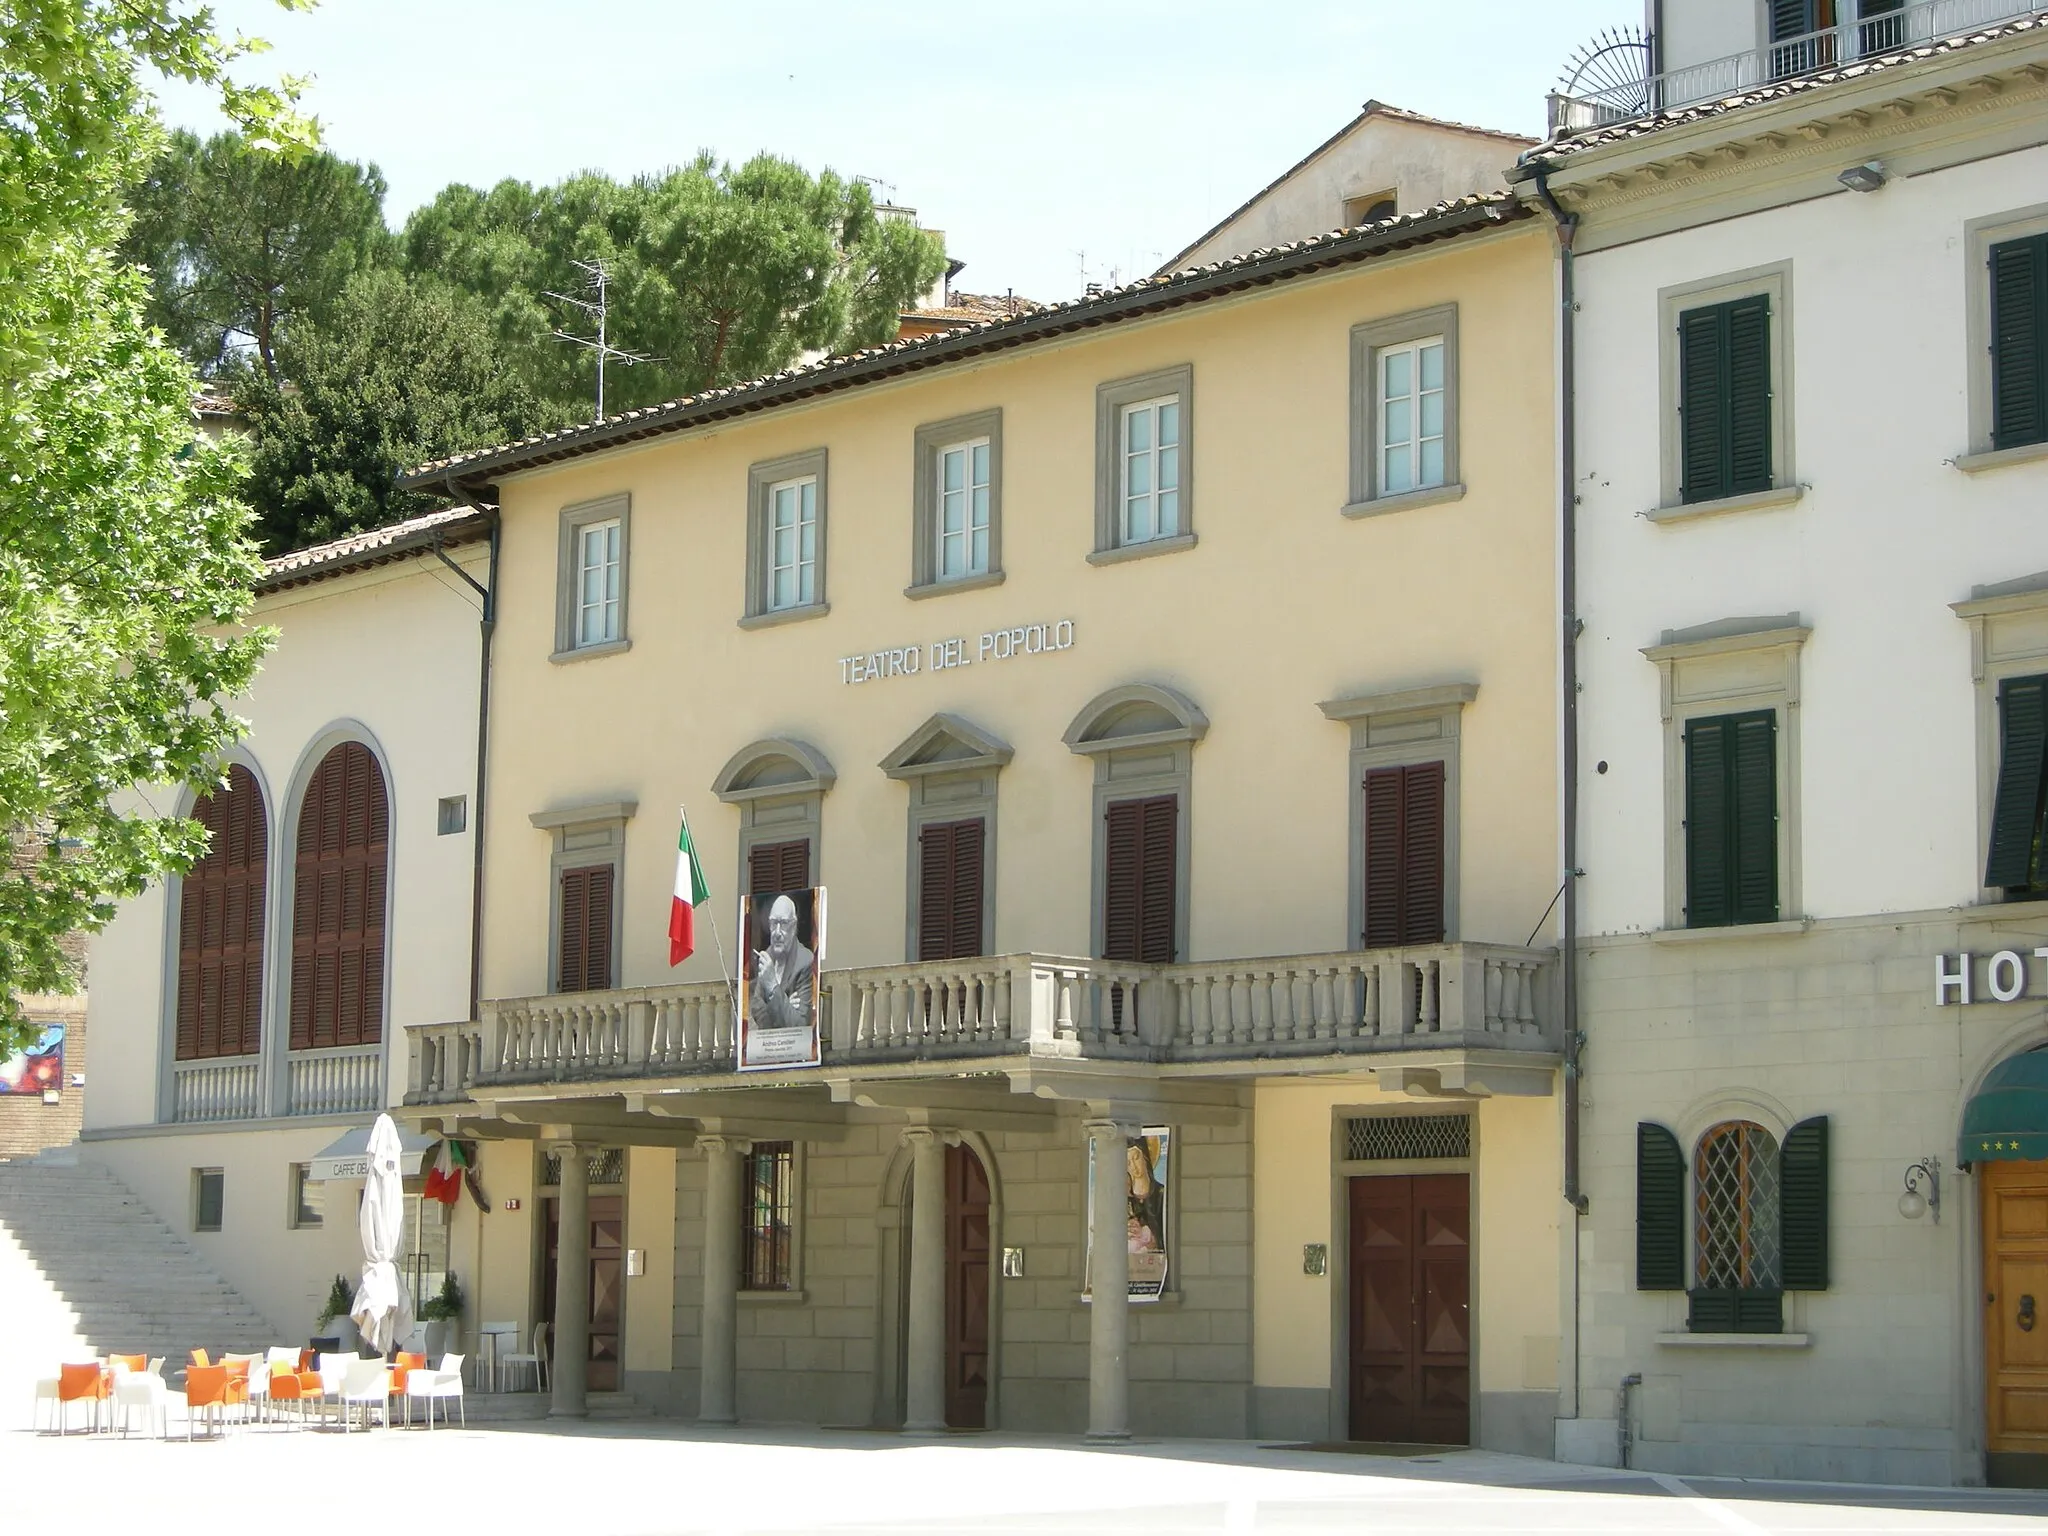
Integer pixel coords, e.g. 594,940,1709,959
405,942,1558,1105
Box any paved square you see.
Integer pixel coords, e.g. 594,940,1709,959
9,1417,2048,1534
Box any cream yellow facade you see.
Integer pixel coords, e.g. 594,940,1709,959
413,207,1570,1448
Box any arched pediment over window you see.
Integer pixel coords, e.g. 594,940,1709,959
712,738,838,804
1062,683,1209,757
879,714,1014,780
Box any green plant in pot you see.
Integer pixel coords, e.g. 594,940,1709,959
317,1273,359,1354
420,1273,464,1357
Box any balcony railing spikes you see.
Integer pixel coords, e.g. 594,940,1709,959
1547,0,2048,136
406,942,1558,1105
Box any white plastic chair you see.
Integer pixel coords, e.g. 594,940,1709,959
315,1352,354,1428
404,1353,466,1428
225,1351,267,1423
501,1322,548,1394
114,1366,171,1438
31,1376,58,1432
337,1359,392,1432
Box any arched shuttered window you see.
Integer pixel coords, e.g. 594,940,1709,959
175,764,268,1060
289,741,389,1049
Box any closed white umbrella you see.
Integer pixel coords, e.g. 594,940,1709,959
350,1113,413,1356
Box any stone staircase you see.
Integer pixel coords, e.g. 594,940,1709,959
0,1149,279,1424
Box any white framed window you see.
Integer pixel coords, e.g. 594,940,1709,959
1377,337,1445,497
1120,395,1182,546
767,475,818,612
576,516,622,646
936,439,992,580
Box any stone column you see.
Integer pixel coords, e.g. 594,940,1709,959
902,1127,948,1433
698,1134,744,1424
1086,1118,1135,1442
548,1142,594,1419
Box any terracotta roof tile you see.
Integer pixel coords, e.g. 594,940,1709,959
259,504,493,593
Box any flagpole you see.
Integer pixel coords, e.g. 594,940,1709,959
680,803,740,1024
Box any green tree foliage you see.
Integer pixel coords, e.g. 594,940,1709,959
121,128,392,382
403,155,948,416
0,0,305,1052
236,268,546,550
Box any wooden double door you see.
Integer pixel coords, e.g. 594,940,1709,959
1985,1160,2048,1480
1348,1173,1470,1445
542,1193,624,1392
944,1144,991,1428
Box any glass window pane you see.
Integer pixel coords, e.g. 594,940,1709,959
1157,488,1179,537
1381,348,1411,400
797,559,814,605
1158,399,1179,446
942,449,964,494
1158,443,1179,492
1419,438,1445,487
971,484,990,532
799,520,816,565
773,487,793,531
1419,341,1444,392
1419,390,1444,439
1127,453,1152,496
771,566,793,609
972,442,989,486
1126,405,1152,453
941,489,963,537
1127,494,1153,544
1383,397,1412,447
800,480,815,519
773,524,795,568
1385,444,1412,493
971,526,988,572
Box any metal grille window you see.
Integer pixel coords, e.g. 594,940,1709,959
1694,1121,1781,1289
541,1147,625,1187
1344,1113,1470,1162
741,1141,795,1291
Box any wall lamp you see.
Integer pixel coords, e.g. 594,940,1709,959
1839,161,1889,193
1899,1156,1942,1223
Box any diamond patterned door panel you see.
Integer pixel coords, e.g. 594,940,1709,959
1348,1173,1470,1444
944,1144,991,1429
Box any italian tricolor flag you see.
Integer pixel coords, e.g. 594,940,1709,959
669,809,712,966
423,1140,469,1207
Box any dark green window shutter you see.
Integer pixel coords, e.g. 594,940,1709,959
1678,297,1772,503
1985,674,2048,890
1991,234,2048,452
1688,1288,1784,1333
1780,1115,1829,1291
1637,1122,1686,1290
1769,0,1815,38
1686,711,1777,928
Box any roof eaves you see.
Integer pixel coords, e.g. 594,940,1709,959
257,504,496,594
404,194,1529,492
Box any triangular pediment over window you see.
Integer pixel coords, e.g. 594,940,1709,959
879,713,1014,780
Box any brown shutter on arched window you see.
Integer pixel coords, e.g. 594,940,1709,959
175,764,268,1060
1103,795,1176,964
289,741,388,1050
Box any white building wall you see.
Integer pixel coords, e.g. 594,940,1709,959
1577,142,2048,937
1654,0,1764,80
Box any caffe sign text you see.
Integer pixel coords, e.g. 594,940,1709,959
839,618,1076,686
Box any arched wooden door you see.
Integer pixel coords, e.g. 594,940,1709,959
176,764,268,1060
289,741,389,1049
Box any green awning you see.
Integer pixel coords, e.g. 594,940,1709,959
1960,1051,2048,1166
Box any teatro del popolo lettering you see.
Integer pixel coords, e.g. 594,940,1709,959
839,617,1076,686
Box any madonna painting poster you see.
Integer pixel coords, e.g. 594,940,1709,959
737,886,825,1070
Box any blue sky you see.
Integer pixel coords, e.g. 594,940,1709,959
157,1,1635,302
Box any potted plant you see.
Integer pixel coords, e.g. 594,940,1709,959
317,1273,359,1355
420,1273,464,1359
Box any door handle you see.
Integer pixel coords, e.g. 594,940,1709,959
2021,1294,2037,1333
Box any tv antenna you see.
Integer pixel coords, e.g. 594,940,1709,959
547,258,659,422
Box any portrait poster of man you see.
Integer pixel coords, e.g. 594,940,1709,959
1083,1125,1170,1303
0,1022,64,1097
737,886,825,1071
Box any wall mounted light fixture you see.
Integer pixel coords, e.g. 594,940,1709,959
1839,161,1889,193
1899,1156,1942,1223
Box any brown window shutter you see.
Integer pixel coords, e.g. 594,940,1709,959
1103,796,1175,963
558,866,590,992
750,838,811,895
174,764,269,1061
289,742,389,1050
919,819,986,961
585,864,615,990
1362,763,1446,948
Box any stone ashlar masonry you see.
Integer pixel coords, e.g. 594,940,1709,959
0,993,86,1160
636,1116,1253,1434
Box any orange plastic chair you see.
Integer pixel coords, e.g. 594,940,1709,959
107,1353,146,1375
391,1352,426,1397
185,1364,229,1439
55,1363,107,1435
189,1348,212,1368
267,1362,325,1428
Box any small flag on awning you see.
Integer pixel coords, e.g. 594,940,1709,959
670,808,712,966
423,1139,469,1206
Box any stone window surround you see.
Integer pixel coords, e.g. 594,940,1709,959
880,713,1013,962
1345,303,1465,518
552,493,632,663
1064,683,1208,964
1317,681,1476,948
1959,201,2048,472
908,408,1005,598
529,798,636,994
1091,364,1197,564
1642,617,1809,933
287,1160,322,1230
1654,261,1798,521
742,448,830,628
712,738,836,903
1952,574,2048,901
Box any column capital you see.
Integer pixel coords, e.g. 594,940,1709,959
900,1126,943,1151
546,1139,601,1161
698,1133,749,1158
1083,1116,1142,1141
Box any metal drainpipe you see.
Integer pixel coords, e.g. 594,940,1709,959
1616,1371,1642,1468
1531,163,1590,1434
438,477,500,1025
